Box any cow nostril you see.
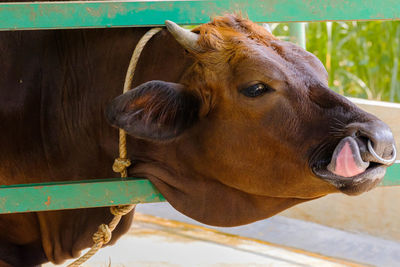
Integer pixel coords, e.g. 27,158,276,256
367,139,397,165
346,120,396,165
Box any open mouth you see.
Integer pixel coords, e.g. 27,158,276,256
312,136,387,195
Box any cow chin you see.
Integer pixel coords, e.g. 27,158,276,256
146,173,312,227
313,165,386,196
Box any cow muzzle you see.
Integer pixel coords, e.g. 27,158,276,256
313,120,396,195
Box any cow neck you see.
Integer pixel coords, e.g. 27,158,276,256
68,28,162,267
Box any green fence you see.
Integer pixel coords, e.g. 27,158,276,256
0,0,399,214
2,0,400,31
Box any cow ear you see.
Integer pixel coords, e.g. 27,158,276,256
106,80,200,141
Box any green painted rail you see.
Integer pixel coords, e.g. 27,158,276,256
1,0,400,31
0,178,165,214
379,162,400,187
0,163,397,214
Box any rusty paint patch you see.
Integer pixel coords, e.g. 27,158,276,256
85,7,102,17
44,196,51,206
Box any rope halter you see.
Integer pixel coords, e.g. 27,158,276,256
68,27,162,267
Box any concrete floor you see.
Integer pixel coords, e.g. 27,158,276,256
137,203,400,267
46,213,351,267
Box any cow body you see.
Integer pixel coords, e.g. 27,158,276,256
0,28,186,265
0,15,396,266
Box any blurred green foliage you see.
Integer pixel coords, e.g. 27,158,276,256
272,21,400,103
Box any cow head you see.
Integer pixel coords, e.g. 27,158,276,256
106,15,396,226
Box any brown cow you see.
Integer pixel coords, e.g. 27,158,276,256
0,14,396,266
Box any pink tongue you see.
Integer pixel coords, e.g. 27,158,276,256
333,142,365,177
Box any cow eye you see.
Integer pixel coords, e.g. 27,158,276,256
240,83,273,98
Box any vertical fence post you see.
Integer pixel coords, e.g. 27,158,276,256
289,22,306,49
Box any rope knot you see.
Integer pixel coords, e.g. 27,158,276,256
110,205,135,216
68,27,162,267
93,224,112,245
112,157,131,173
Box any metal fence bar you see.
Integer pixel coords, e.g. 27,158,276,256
0,178,165,214
1,0,400,31
380,163,400,186
288,22,306,49
0,163,398,214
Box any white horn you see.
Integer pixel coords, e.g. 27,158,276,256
165,20,202,52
